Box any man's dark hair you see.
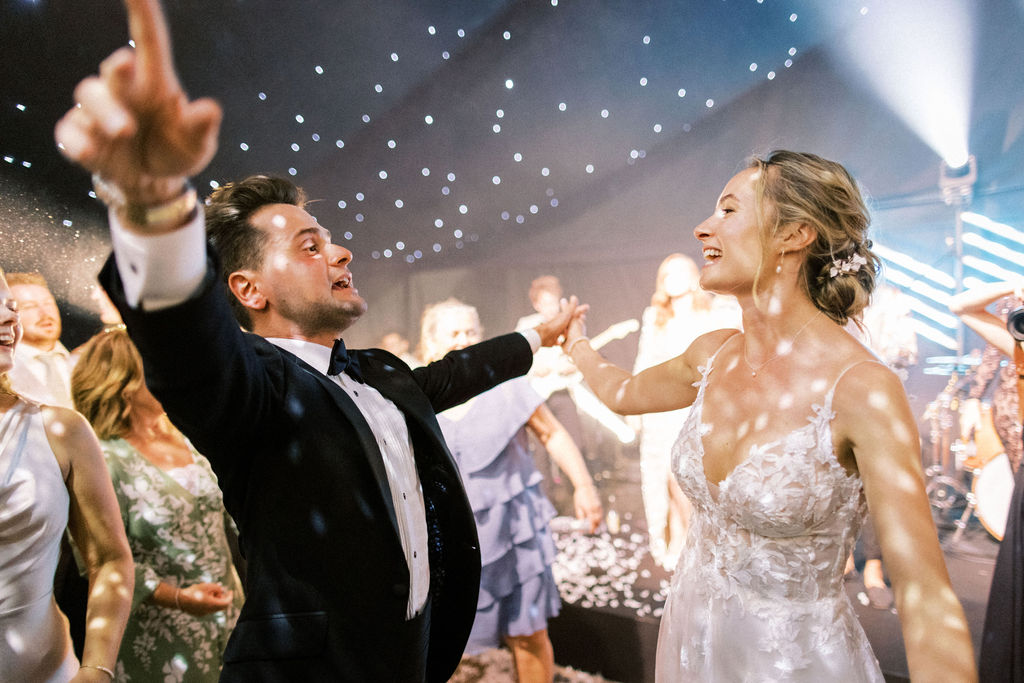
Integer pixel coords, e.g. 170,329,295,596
205,175,307,328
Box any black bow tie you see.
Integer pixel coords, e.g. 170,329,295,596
327,338,364,383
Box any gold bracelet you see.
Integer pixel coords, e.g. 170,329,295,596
80,664,115,680
92,174,198,229
566,336,590,356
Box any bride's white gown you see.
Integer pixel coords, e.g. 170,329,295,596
656,350,885,682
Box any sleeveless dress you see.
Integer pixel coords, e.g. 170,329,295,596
435,377,561,653
656,345,884,682
101,437,243,681
0,399,79,682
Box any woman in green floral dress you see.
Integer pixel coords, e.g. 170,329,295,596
72,328,243,682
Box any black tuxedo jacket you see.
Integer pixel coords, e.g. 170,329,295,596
101,257,533,681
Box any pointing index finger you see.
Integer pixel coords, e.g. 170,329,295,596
123,0,181,94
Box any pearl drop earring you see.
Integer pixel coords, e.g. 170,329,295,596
776,251,784,274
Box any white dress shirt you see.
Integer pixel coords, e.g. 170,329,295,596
8,341,74,408
108,208,542,620
267,337,430,618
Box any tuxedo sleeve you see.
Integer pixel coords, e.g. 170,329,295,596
412,333,533,413
98,251,283,488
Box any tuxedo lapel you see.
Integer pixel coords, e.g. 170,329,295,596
358,354,447,466
290,355,400,539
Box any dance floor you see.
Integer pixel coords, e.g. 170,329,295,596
541,435,999,683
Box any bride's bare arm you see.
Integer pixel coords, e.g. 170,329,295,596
835,364,976,682
562,310,731,415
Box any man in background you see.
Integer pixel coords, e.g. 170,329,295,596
6,272,74,409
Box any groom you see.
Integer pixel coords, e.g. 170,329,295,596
56,0,578,680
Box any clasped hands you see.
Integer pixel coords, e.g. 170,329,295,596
532,296,591,351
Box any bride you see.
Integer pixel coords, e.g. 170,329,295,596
562,151,976,681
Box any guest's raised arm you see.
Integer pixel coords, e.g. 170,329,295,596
55,0,221,233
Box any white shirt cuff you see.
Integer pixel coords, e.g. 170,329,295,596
520,328,541,353
109,206,208,310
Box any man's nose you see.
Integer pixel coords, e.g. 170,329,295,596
330,244,353,266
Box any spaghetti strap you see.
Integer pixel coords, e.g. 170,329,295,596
706,330,743,366
824,359,887,412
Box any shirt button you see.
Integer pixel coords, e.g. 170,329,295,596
413,551,417,558
402,492,407,500
353,391,359,396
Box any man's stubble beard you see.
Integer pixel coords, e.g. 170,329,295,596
281,296,368,339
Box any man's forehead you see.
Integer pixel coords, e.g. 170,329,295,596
254,203,326,238
10,283,54,300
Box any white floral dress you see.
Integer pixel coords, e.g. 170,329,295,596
656,349,884,681
102,438,243,682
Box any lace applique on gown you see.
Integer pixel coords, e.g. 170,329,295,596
655,349,884,682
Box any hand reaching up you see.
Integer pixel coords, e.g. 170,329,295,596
54,0,221,212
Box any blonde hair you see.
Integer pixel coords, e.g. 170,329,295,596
418,298,481,363
650,253,708,328
4,271,50,289
71,328,145,440
749,150,879,325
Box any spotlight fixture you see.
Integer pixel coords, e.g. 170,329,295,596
939,154,977,206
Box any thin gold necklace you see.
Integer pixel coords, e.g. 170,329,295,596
742,311,821,378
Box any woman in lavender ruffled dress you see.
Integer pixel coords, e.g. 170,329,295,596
419,298,602,683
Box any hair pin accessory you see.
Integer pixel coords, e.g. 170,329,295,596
829,253,867,278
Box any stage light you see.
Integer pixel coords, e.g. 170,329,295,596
882,268,955,320
944,150,970,171
963,254,1024,282
911,320,958,351
963,232,1024,269
873,243,956,289
831,0,975,172
901,296,959,331
939,155,977,206
961,212,1024,247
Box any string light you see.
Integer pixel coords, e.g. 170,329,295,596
7,0,979,278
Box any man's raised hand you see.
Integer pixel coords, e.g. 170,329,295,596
55,0,221,210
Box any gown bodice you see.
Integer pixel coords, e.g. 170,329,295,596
657,347,884,681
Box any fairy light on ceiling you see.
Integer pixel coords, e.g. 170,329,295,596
6,0,988,289
150,0,873,264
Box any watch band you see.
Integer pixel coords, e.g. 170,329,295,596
92,174,198,228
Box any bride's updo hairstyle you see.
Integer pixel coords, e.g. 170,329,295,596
749,150,880,326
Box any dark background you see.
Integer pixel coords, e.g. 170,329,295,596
3,0,1024,423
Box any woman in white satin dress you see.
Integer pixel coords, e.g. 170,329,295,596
0,268,133,682
562,151,976,681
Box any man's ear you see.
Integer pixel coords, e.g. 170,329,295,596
778,221,816,253
227,270,267,312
